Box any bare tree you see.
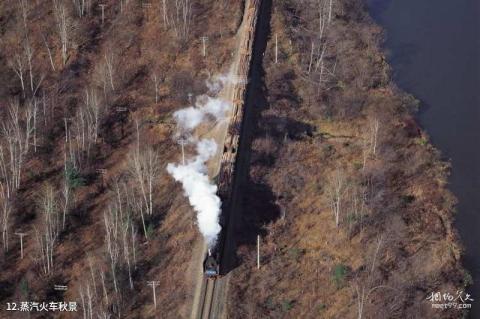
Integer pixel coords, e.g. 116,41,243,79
103,193,136,298
161,0,169,29
94,53,116,98
64,88,104,169
53,0,73,66
35,185,60,275
128,123,160,218
162,0,193,40
0,185,12,252
152,73,160,103
348,185,368,233
61,154,71,230
24,40,35,94
327,169,347,227
352,236,396,319
369,117,380,156
103,204,120,295
328,0,334,23
293,0,337,92
72,0,91,17
8,54,26,94
42,34,56,71
77,256,112,319
24,99,38,154
19,0,29,32
104,51,115,91
0,100,37,193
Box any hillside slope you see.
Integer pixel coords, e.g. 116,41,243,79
0,1,242,318
227,0,466,318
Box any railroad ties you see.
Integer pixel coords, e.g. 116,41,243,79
197,1,261,319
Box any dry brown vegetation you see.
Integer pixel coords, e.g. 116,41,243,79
0,0,242,318
227,0,467,318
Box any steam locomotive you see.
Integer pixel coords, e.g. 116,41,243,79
203,204,228,278
203,249,220,278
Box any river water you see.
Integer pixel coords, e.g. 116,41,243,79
367,0,480,317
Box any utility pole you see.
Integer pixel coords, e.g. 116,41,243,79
147,281,160,309
200,36,208,57
257,235,260,269
99,4,106,25
15,232,27,259
275,33,278,64
179,137,187,165
181,142,185,165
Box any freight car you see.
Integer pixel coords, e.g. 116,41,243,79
202,0,260,279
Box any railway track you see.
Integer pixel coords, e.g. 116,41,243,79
198,278,216,319
193,1,261,318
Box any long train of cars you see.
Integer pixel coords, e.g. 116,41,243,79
203,0,260,278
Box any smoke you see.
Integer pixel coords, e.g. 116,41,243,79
167,74,233,248
173,96,230,132
166,140,221,247
206,74,231,94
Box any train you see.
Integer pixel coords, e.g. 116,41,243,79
204,249,220,277
202,0,260,279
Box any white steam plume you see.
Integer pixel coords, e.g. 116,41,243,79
173,96,230,131
167,139,221,247
167,74,233,248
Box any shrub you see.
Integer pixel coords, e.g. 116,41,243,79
288,247,303,260
281,299,294,312
317,303,327,312
332,264,348,288
146,222,155,238
19,278,29,298
65,164,86,189
463,270,473,287
265,296,276,310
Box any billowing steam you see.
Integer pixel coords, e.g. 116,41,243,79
167,75,233,248
167,140,221,246
173,96,231,131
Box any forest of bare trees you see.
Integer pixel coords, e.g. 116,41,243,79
0,0,249,316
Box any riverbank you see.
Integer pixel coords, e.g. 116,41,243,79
368,0,480,317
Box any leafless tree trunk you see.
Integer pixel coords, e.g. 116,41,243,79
328,0,334,23
103,196,137,296
79,285,87,319
53,0,72,66
352,236,396,319
152,73,159,103
161,0,169,29
35,185,60,275
73,0,91,17
8,54,26,94
129,146,160,217
0,185,12,252
104,51,115,91
0,100,36,193
128,123,160,218
369,118,379,156
165,0,192,40
103,205,120,294
308,41,315,74
327,169,347,227
61,153,71,229
23,40,35,94
42,35,56,71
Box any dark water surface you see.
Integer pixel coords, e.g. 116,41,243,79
367,0,480,317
